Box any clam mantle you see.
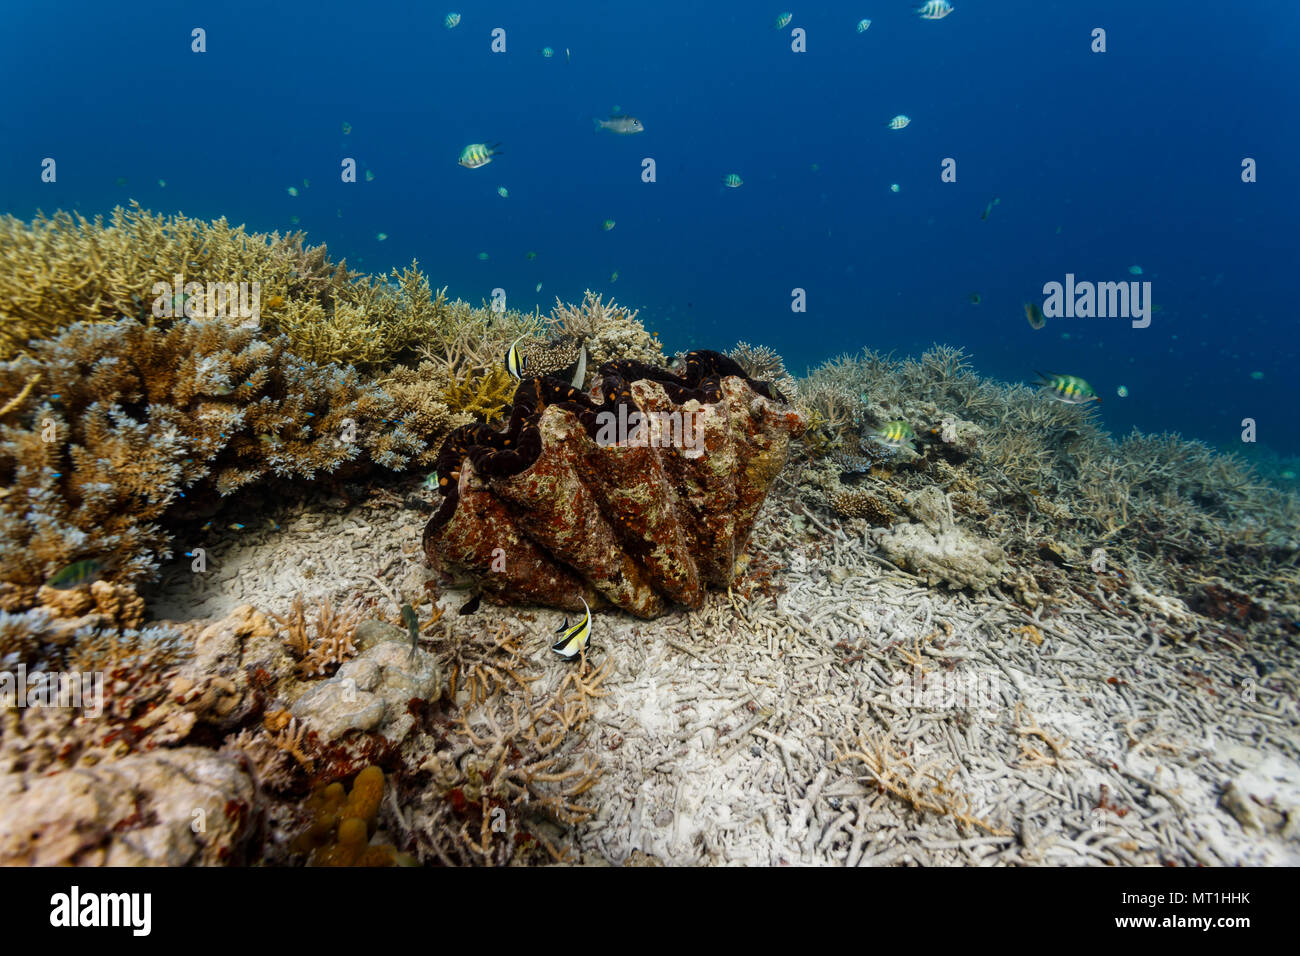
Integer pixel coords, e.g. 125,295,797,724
422,351,805,618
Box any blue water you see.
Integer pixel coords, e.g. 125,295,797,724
3,1,1298,459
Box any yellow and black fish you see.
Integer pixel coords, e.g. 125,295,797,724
504,335,528,380
1034,371,1100,405
458,142,502,169
872,420,916,450
46,558,106,590
552,598,593,659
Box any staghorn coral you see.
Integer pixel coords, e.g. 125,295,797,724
728,340,799,403
546,291,664,369
442,365,518,425
796,379,865,453
0,203,338,360
423,351,804,618
407,622,607,866
797,344,1300,609
273,593,364,679
0,317,426,596
272,263,455,371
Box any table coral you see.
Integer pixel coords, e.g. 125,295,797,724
423,350,803,618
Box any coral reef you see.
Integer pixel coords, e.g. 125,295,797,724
423,351,804,618
728,340,800,403
404,622,608,865
292,765,403,866
274,593,365,678
546,291,664,369
0,747,260,865
0,202,336,360
0,317,427,600
289,623,440,742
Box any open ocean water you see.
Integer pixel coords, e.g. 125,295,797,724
3,0,1297,461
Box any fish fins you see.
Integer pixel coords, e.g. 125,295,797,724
555,617,570,634
570,345,587,389
459,593,482,615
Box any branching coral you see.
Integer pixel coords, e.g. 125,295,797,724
0,203,337,360
409,623,607,866
273,594,364,678
545,291,663,369
0,317,427,597
272,264,456,371
442,365,517,425
836,730,1010,836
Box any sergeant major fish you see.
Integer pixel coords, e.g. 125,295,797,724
1034,372,1100,405
459,143,502,169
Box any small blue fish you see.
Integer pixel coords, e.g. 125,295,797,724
552,598,593,659
229,522,246,531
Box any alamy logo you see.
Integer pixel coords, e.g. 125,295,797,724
49,886,151,936
1041,274,1152,328
594,405,705,458
0,665,103,718
152,274,261,325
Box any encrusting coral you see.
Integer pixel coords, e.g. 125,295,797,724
423,351,803,618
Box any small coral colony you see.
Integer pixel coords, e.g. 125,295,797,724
2,5,1296,866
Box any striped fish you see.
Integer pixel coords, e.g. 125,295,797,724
552,598,593,659
458,143,501,169
504,335,528,380
1034,372,1100,405
873,420,916,449
722,173,743,188
773,12,793,29
444,12,461,29
916,1,954,19
47,558,105,590
887,114,911,130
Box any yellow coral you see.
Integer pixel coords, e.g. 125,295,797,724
0,203,330,359
295,766,398,867
443,365,516,423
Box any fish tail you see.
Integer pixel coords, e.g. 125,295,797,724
592,118,603,132
1032,371,1051,387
